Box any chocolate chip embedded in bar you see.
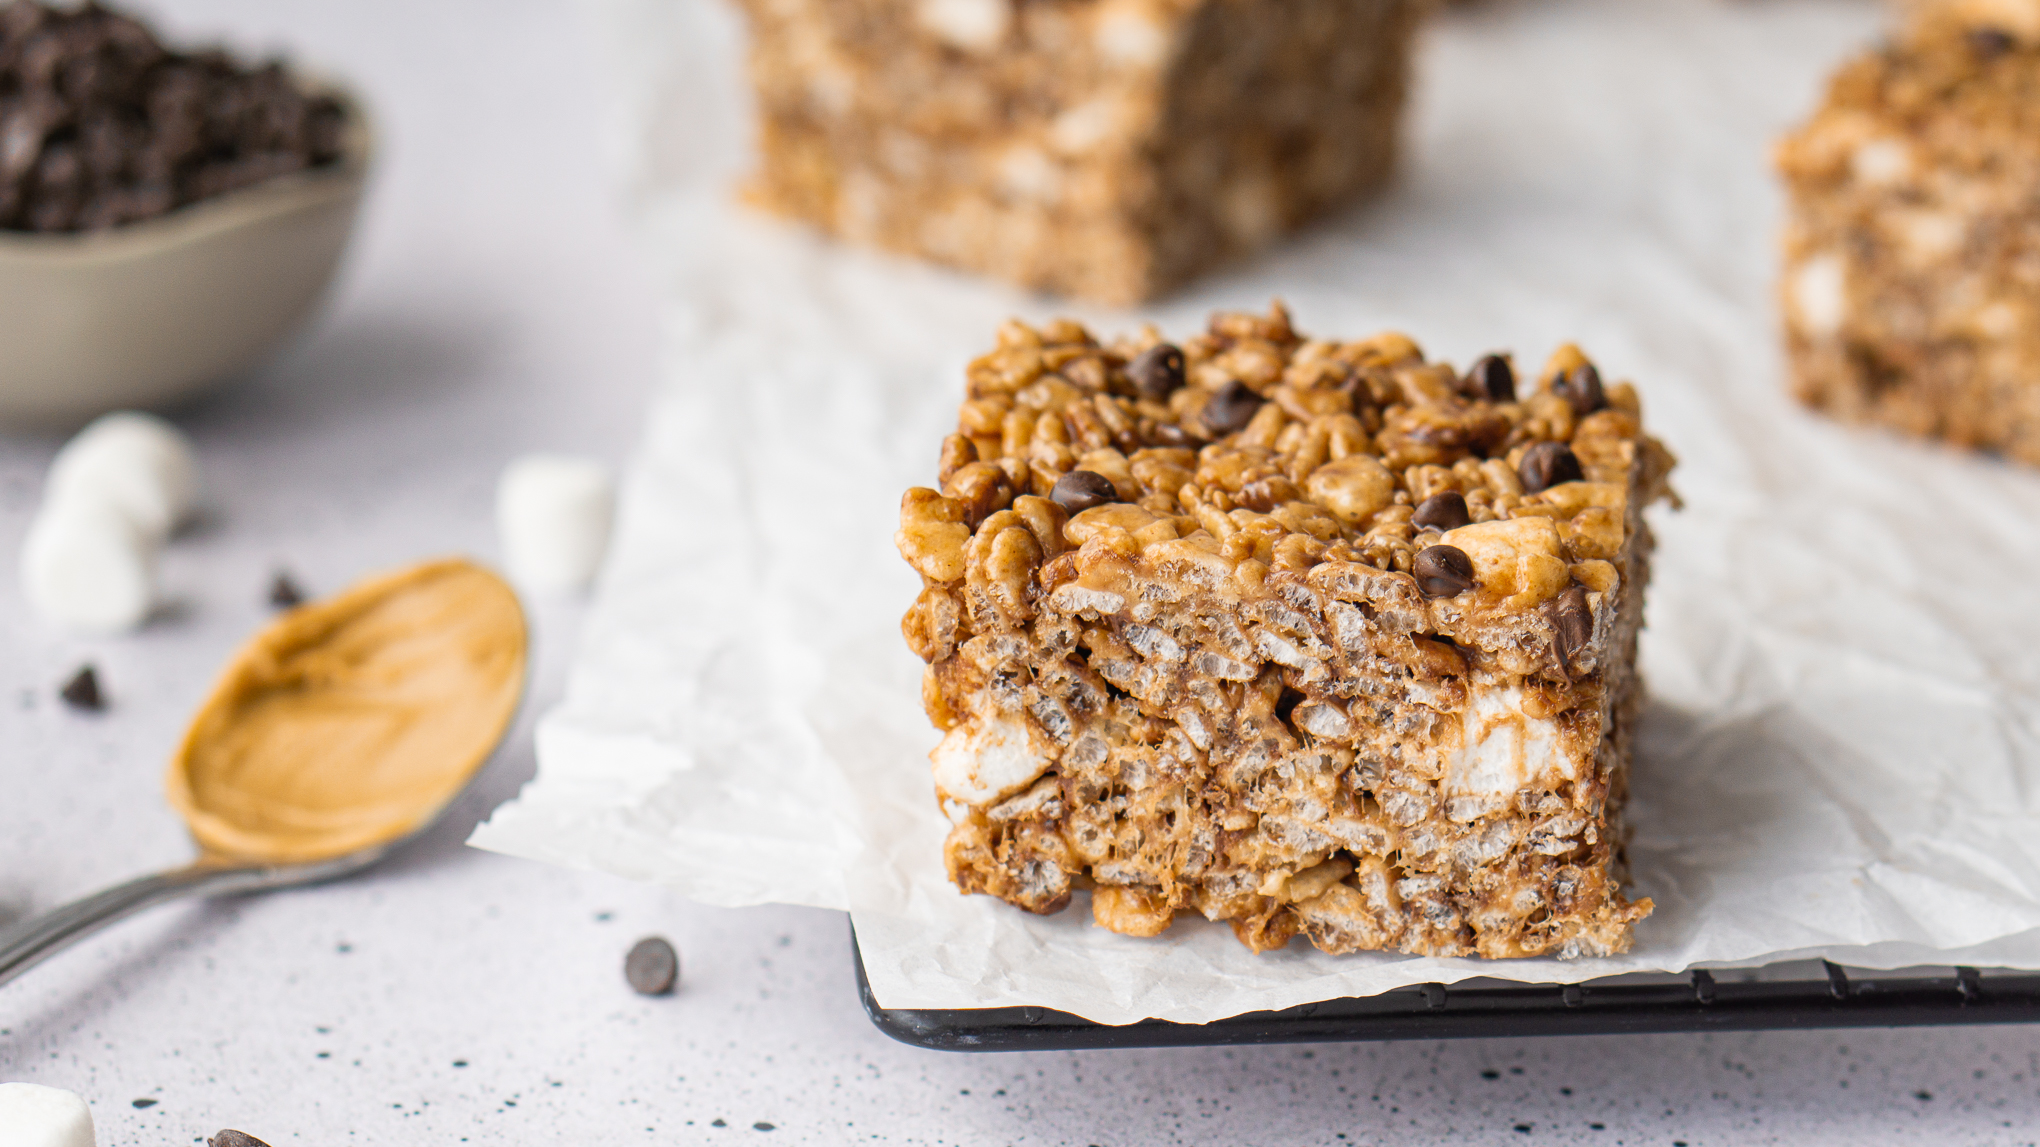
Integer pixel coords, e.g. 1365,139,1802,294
1412,491,1471,532
895,304,1678,960
1777,0,2040,464
1050,470,1119,515
1413,544,1475,599
730,0,1423,304
1518,441,1584,494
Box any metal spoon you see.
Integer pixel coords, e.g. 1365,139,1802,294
0,558,526,988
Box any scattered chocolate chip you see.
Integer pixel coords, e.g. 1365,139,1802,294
1464,354,1515,402
1548,584,1592,666
131,1098,157,1109
210,1132,272,1147
1199,380,1263,437
1413,545,1476,598
268,570,305,608
754,1123,777,1132
625,936,680,996
1549,363,1605,416
59,664,103,711
1127,343,1185,400
1968,27,2017,58
1050,470,1118,514
1411,491,1471,532
1518,441,1584,493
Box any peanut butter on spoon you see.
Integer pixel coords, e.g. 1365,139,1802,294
166,558,526,863
0,557,527,988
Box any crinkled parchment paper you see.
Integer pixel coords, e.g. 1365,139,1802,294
470,0,2040,1024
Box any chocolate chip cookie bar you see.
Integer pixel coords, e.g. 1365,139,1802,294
731,0,1419,305
1777,0,2040,463
895,305,1676,959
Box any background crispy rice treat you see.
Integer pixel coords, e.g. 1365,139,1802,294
1777,0,2040,463
895,306,1676,959
731,0,1420,305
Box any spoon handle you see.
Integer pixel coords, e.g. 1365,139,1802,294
0,862,269,988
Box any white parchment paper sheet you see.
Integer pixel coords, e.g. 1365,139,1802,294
471,0,2040,1024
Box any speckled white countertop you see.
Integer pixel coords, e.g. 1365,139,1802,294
0,0,2037,1143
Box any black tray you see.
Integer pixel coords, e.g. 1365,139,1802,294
853,928,2040,1051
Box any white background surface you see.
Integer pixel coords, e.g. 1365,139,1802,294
1,0,2038,1144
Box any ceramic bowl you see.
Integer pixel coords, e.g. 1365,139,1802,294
0,88,371,428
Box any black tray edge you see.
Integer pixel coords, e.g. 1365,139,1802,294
852,926,2040,1052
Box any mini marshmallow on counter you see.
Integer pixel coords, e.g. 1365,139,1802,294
19,411,197,634
20,493,158,634
46,411,199,545
496,454,615,591
0,1082,97,1147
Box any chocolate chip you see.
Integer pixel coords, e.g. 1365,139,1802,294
1127,343,1185,400
1413,545,1476,598
59,664,102,711
625,936,680,996
1199,380,1263,437
1050,470,1118,514
1464,354,1515,402
1548,584,1592,666
1968,27,2017,58
210,1132,273,1147
1411,491,1471,532
0,2,351,235
130,1098,156,1109
1549,363,1605,416
268,570,305,608
1518,441,1583,493
1146,421,1202,448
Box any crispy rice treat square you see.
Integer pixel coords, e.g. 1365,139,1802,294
1778,0,2040,463
895,305,1676,959
731,0,1420,304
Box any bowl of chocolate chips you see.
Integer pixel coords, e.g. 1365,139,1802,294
0,0,370,426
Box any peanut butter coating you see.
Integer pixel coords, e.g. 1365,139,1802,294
165,558,525,863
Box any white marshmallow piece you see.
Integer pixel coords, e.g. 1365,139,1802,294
0,1082,97,1147
496,454,616,592
21,496,159,635
916,0,1010,51
46,412,199,545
